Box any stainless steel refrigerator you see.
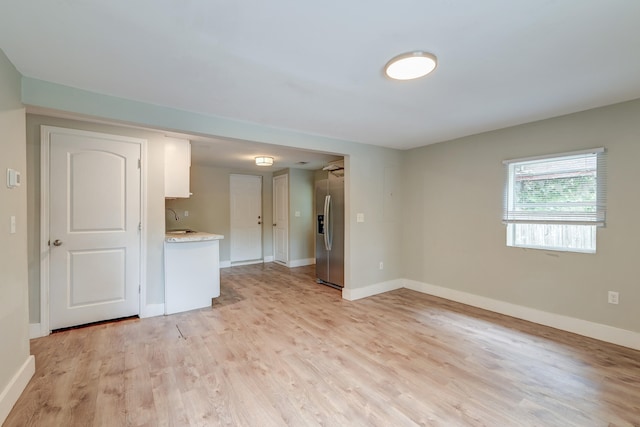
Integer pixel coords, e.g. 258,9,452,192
315,162,344,289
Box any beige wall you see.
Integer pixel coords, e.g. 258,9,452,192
348,150,404,287
26,114,168,322
0,49,30,420
402,99,640,333
288,168,315,262
165,164,274,263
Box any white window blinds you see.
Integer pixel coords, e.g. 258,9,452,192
503,148,606,226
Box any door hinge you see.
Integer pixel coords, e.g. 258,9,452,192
138,158,141,169
139,284,141,294
138,222,142,231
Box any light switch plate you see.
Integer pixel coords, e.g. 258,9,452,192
356,213,365,223
6,168,21,188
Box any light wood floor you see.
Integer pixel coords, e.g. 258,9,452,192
5,264,640,426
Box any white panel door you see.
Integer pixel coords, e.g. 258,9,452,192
48,128,141,330
230,174,262,262
273,174,288,264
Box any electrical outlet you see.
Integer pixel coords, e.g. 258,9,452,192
607,291,619,305
184,211,189,217
379,261,384,270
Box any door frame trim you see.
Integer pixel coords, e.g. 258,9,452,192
39,126,148,336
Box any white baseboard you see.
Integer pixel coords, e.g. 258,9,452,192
403,279,640,351
0,355,35,425
222,259,275,268
222,257,274,268
288,258,315,268
342,279,404,301
29,323,44,339
230,259,266,267
140,303,165,318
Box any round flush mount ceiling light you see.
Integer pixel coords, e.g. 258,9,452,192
384,51,438,81
255,156,274,166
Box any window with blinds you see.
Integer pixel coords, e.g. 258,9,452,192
503,148,606,253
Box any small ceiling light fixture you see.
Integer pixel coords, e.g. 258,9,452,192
255,156,274,166
384,51,438,81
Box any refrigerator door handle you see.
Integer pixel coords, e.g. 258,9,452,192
324,195,331,251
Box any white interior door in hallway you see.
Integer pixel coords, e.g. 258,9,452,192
43,126,143,331
273,174,288,265
230,174,262,263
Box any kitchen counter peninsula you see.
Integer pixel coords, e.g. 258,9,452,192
164,230,224,314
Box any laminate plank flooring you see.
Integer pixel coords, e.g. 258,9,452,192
5,263,640,426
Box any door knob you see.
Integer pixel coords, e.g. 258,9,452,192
273,223,277,226
258,221,262,225
53,239,63,247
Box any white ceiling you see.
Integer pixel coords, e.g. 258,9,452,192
2,1,640,151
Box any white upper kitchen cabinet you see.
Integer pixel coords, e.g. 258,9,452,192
164,137,191,198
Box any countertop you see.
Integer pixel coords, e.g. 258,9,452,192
165,231,225,243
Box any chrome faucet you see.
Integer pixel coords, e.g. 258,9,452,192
166,208,179,221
